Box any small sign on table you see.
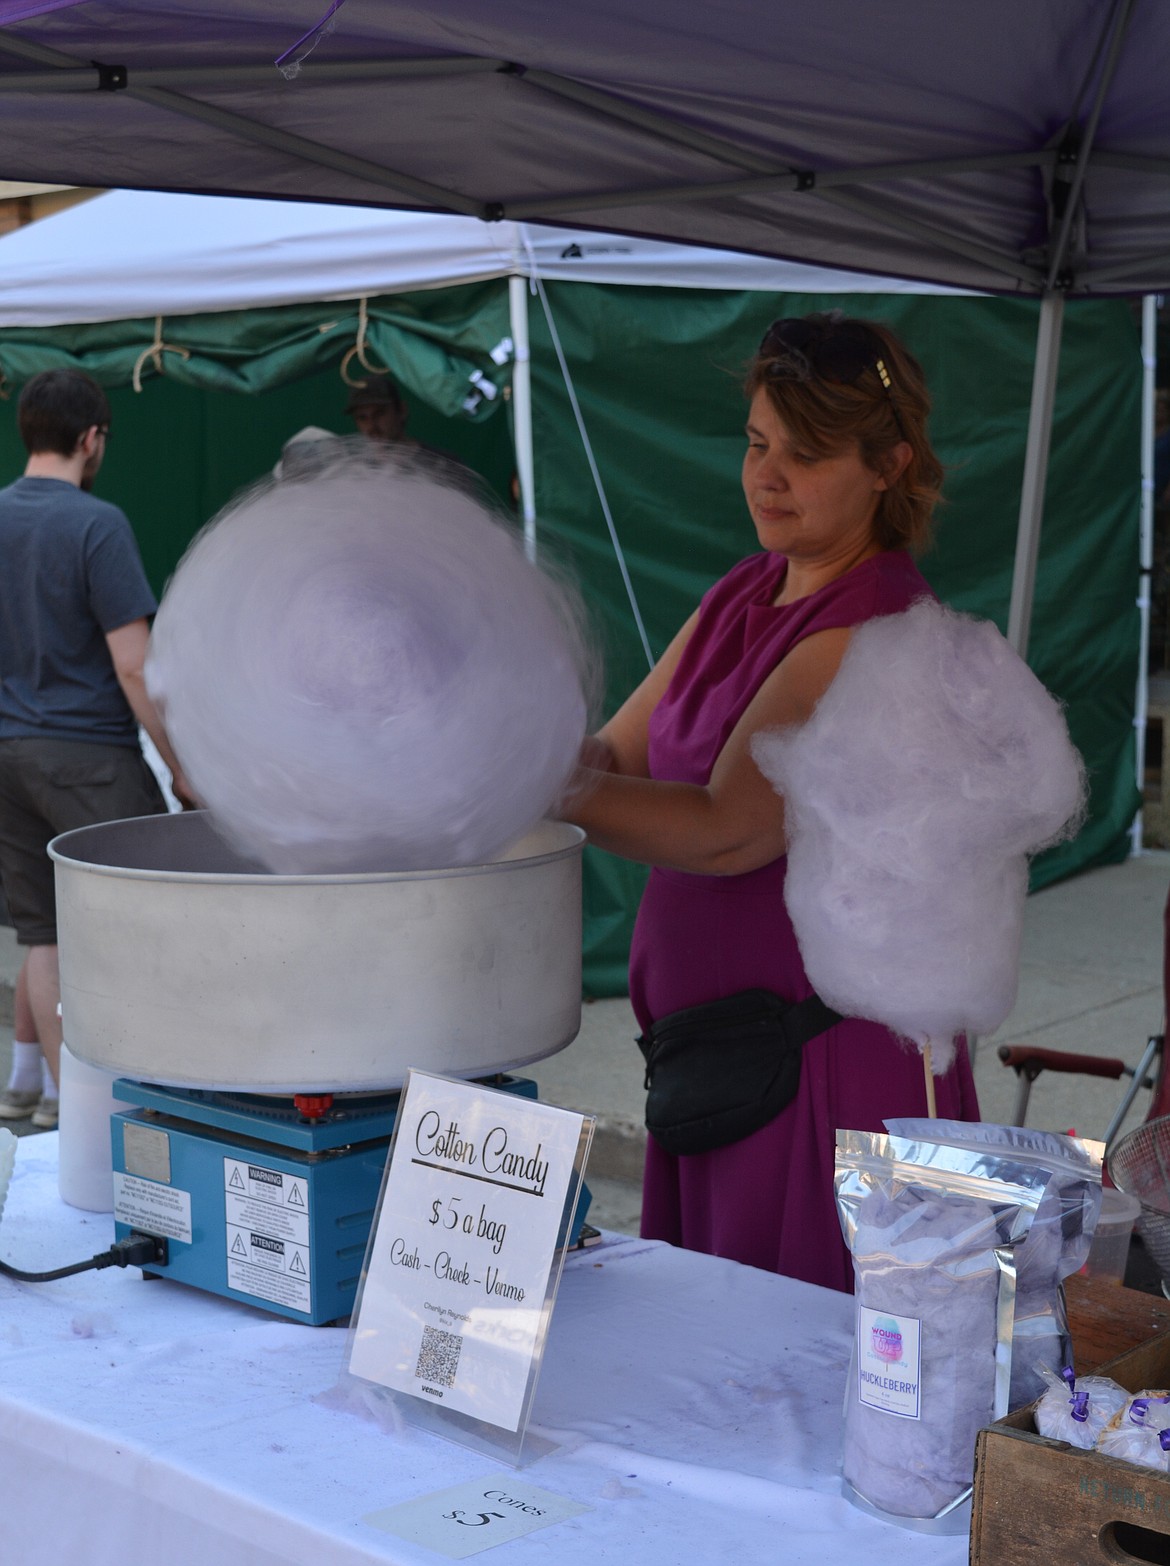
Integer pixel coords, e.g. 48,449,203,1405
345,1069,594,1464
364,1473,591,1558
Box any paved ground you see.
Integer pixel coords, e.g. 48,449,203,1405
3,848,1170,1243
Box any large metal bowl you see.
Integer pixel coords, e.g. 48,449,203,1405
49,810,584,1093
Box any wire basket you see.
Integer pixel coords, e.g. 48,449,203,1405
1107,1115,1170,1291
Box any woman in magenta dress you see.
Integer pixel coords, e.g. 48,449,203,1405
565,313,979,1293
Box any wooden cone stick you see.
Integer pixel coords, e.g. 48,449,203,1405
922,1041,938,1118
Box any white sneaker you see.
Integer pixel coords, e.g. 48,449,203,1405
0,1088,40,1120
31,1096,59,1130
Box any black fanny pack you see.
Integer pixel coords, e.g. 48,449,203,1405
636,988,843,1157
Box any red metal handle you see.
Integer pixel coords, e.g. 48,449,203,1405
997,1045,1126,1081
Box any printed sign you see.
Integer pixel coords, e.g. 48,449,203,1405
856,1304,922,1419
348,1071,590,1436
363,1473,590,1559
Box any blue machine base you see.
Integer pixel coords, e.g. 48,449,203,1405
109,1077,592,1326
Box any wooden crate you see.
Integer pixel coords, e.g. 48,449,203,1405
1064,1274,1170,1376
971,1330,1170,1565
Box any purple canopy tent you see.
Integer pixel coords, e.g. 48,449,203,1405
0,1,1158,293
0,0,1160,654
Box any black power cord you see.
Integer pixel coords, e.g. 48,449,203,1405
0,1231,168,1283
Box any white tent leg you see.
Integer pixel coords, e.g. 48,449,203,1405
508,270,537,561
1131,293,1158,856
1007,292,1066,657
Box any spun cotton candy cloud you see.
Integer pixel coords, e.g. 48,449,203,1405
146,445,594,873
751,599,1085,1069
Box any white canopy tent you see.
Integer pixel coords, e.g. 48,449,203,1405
0,188,957,325
0,183,963,623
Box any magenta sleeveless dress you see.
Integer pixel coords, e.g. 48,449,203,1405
630,549,980,1293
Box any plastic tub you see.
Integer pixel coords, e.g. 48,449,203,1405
1081,1185,1141,1285
1106,1116,1170,1293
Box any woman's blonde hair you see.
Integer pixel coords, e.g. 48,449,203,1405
744,312,943,553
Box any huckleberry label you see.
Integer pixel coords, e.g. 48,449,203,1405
857,1305,921,1419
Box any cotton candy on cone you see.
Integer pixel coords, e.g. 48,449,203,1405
752,599,1085,1069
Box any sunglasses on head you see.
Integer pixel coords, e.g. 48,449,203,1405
758,317,908,440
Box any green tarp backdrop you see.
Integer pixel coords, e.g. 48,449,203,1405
0,283,1141,995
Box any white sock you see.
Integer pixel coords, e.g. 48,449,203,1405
40,1058,57,1102
6,1040,41,1095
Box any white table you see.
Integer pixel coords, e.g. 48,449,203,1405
0,1135,967,1566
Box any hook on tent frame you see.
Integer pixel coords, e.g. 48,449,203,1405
339,297,392,385
131,316,190,392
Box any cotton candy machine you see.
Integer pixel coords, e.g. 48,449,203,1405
48,811,590,1322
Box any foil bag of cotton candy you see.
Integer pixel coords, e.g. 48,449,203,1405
834,1130,1051,1532
146,446,593,872
752,599,1086,1070
886,1119,1103,1410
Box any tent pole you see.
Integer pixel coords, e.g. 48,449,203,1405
1132,293,1158,856
508,268,538,562
1007,292,1065,657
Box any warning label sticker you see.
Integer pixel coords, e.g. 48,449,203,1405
223,1158,310,1246
223,1157,312,1313
113,1171,193,1243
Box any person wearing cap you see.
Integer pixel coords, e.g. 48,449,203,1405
345,375,411,443
344,373,479,489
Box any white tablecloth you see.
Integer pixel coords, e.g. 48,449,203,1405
0,1136,966,1566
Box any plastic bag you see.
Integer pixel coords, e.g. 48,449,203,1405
886,1119,1103,1408
1033,1365,1127,1448
835,1130,1048,1528
1096,1391,1170,1471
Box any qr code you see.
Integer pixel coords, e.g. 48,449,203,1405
415,1324,463,1388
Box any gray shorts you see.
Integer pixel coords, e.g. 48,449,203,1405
0,736,166,945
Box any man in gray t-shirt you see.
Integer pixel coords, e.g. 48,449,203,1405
0,369,187,1125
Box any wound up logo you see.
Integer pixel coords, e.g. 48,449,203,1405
870,1316,903,1363
857,1305,921,1419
